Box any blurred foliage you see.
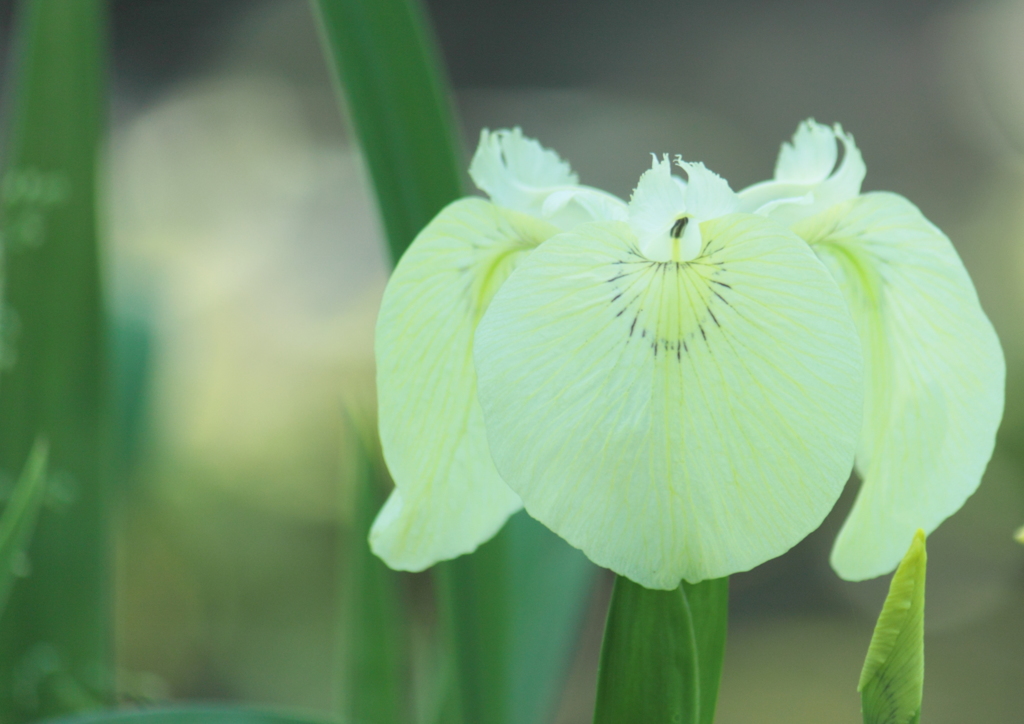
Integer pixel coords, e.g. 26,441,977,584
0,0,110,719
39,706,337,724
337,412,410,724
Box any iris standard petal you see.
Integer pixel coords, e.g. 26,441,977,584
774,118,841,183
473,215,863,588
738,120,866,225
372,197,560,570
794,192,1005,581
468,127,627,228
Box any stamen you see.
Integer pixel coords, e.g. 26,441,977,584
670,217,689,239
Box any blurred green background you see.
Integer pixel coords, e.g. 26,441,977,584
3,0,1024,722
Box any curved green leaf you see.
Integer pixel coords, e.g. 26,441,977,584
312,0,465,263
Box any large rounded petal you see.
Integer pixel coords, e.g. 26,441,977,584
795,192,1005,581
473,215,863,588
372,198,559,570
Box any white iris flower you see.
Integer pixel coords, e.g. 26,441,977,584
371,122,1003,590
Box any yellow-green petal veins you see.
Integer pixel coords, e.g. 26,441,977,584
860,530,926,724
372,198,560,570
373,129,632,570
473,210,864,588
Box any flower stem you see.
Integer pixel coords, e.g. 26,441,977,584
593,575,728,724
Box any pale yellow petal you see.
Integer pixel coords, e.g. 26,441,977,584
372,198,559,570
474,215,863,588
794,193,1005,581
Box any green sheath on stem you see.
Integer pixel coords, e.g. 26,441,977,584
684,577,729,724
594,576,728,724
859,530,926,724
0,1,110,718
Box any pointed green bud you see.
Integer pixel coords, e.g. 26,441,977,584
859,529,926,724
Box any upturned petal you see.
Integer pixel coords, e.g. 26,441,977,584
793,193,1004,581
738,119,866,225
372,198,561,570
473,215,863,588
468,127,627,229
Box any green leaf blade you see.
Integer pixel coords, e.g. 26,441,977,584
338,414,410,724
437,513,597,724
0,0,110,719
312,0,465,262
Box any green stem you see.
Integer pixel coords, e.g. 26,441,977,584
0,1,110,719
593,575,728,724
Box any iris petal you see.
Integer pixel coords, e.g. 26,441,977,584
738,120,866,226
372,198,560,570
468,128,626,228
473,215,863,587
794,193,1005,581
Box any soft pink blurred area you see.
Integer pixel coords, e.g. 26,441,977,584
28,0,1024,720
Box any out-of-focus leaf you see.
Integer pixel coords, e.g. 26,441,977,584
439,513,597,724
38,705,339,724
859,530,927,724
338,411,409,724
683,577,729,724
313,1,598,721
593,576,699,724
0,439,48,618
0,0,110,718
312,0,465,263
